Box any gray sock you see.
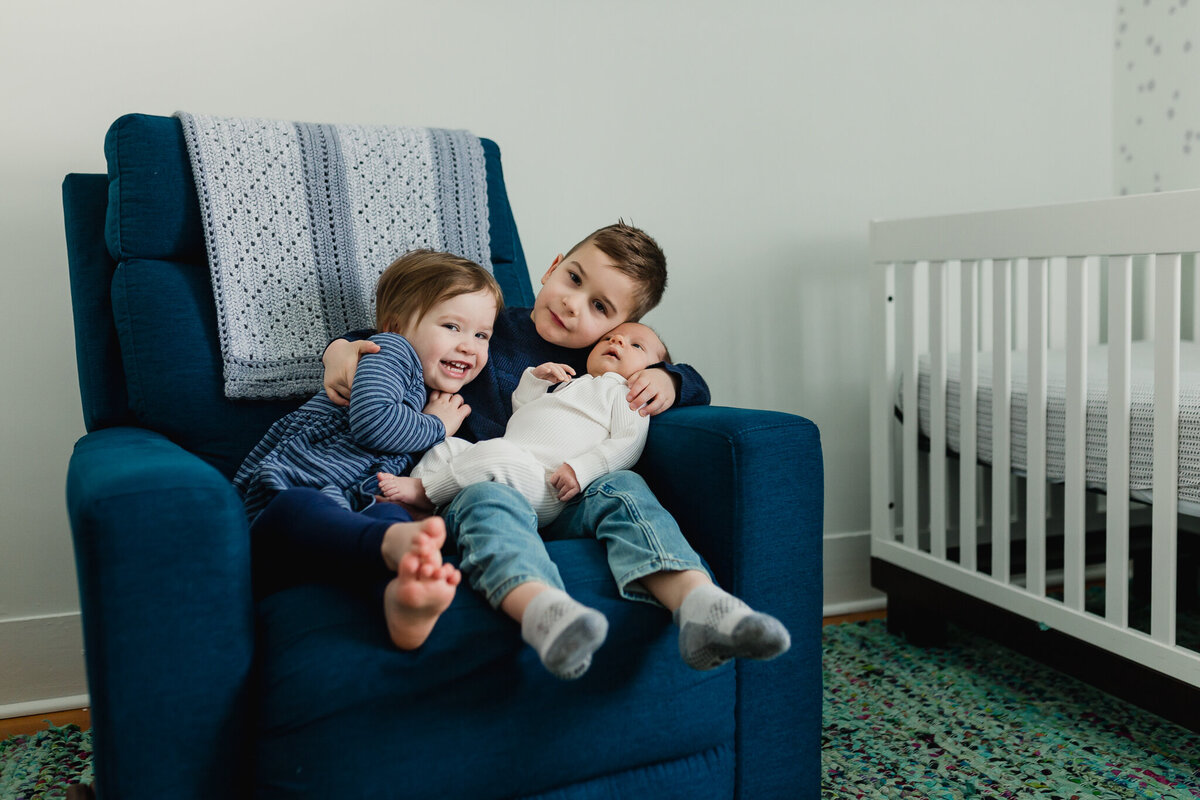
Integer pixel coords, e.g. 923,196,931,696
521,588,608,680
674,583,791,671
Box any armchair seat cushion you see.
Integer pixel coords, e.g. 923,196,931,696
253,540,736,798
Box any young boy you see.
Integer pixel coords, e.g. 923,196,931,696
377,321,670,525
323,223,789,678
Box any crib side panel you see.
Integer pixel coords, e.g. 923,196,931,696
868,188,1200,691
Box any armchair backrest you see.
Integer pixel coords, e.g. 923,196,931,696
64,113,532,478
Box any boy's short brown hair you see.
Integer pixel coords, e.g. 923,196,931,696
565,220,666,320
375,250,503,333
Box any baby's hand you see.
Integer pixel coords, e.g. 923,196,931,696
424,391,470,437
549,463,581,502
532,363,576,384
625,367,678,416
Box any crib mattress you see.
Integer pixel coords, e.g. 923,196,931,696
908,341,1200,515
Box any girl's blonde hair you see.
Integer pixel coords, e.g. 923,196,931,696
375,250,503,333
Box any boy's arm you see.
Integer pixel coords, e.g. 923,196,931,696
625,361,711,416
661,362,710,407
323,330,379,407
347,333,446,452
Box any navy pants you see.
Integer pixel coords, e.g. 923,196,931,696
250,487,413,598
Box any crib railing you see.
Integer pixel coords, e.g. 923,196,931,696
870,189,1200,687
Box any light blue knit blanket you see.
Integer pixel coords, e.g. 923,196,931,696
177,112,491,399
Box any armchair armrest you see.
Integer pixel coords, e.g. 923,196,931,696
637,404,823,800
67,427,255,800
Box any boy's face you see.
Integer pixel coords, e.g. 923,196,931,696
586,322,666,379
530,241,640,350
400,289,497,393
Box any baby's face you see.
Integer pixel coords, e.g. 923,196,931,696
585,322,666,379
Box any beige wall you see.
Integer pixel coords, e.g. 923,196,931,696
0,0,1114,708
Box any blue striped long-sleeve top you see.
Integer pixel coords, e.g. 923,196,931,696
234,332,445,521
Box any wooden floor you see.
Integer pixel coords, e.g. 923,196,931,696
0,708,91,740
1,608,887,739
823,608,886,626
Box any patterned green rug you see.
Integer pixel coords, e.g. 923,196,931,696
823,620,1200,798
0,724,92,800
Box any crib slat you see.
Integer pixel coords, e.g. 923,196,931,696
1013,260,1028,351
1106,255,1132,627
900,262,920,549
1152,253,1180,646
871,262,896,542
1026,258,1049,597
1143,256,1157,342
960,261,979,571
980,260,993,353
1192,254,1200,341
992,259,1012,582
1089,258,1103,346
930,261,948,558
1064,257,1088,612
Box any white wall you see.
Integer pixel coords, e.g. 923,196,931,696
0,0,1114,709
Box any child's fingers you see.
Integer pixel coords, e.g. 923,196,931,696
626,384,655,410
325,386,350,407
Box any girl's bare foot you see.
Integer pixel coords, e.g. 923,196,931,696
381,517,461,649
377,472,434,511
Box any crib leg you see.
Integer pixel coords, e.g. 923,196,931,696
885,593,948,647
1180,534,1200,612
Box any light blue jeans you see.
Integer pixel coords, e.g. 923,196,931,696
440,470,709,609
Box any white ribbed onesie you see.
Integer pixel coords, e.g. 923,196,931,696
411,367,650,524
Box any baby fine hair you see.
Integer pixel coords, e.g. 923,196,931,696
375,250,504,333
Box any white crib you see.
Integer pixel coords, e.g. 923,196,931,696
870,189,1200,728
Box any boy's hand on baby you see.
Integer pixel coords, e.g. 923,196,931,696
625,367,677,416
323,339,381,406
549,463,581,501
533,362,576,384
424,391,471,437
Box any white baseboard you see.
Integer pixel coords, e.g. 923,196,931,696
0,694,90,720
0,612,89,718
823,529,886,617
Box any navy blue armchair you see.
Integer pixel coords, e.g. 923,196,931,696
62,113,823,799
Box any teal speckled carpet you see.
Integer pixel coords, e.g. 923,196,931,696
823,620,1200,798
0,724,92,800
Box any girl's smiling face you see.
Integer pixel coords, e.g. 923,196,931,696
400,289,497,392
